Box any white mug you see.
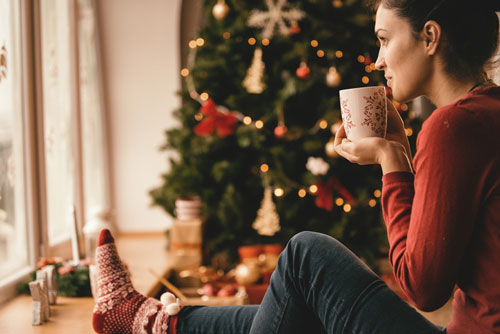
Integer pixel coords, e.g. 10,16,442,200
339,86,387,141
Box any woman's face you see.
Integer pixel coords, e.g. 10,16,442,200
374,5,431,102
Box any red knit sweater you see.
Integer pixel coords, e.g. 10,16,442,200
381,86,500,334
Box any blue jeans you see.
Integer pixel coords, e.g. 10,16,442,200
176,231,446,333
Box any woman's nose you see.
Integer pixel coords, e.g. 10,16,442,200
375,51,385,71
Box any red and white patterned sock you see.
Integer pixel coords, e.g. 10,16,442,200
92,229,181,334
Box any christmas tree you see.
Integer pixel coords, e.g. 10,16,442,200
150,0,421,268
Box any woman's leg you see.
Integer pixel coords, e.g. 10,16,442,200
176,305,258,334
249,231,445,334
93,228,444,333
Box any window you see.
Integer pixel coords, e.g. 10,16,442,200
0,0,30,282
0,0,112,302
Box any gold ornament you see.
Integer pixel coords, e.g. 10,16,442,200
326,66,341,87
325,137,338,158
234,262,261,285
243,47,266,94
332,0,343,8
252,187,281,236
330,121,342,135
212,0,230,20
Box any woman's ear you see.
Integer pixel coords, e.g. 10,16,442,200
422,20,442,56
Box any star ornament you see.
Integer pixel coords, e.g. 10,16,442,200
247,0,306,40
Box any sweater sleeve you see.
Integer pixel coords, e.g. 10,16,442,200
382,106,484,312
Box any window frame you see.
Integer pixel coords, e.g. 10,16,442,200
0,0,39,305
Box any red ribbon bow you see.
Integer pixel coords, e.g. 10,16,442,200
315,176,356,211
194,99,238,138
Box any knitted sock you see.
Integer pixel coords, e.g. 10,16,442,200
92,229,181,334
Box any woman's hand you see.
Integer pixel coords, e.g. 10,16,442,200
385,100,412,160
333,125,388,165
334,101,413,174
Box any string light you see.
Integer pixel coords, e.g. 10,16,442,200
317,50,325,57
223,32,231,39
248,37,257,45
343,203,352,212
262,38,270,46
260,163,269,173
188,40,197,49
243,116,253,125
374,189,381,198
370,63,376,70
309,185,318,194
255,120,264,129
361,76,370,84
298,189,307,198
335,197,344,206
332,0,343,8
368,199,377,207
310,40,319,47
365,65,372,73
319,120,328,129
194,113,203,121
274,188,284,197
357,55,365,63
401,103,409,111
335,50,343,58
200,92,209,101
196,38,205,46
405,128,414,137
180,68,190,77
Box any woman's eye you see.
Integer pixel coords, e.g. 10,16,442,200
379,37,387,45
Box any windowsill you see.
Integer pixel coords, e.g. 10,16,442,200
0,232,171,333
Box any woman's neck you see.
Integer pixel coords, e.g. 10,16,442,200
426,74,482,108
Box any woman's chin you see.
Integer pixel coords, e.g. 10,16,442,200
391,88,413,104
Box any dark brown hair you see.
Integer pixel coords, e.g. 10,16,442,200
370,0,500,81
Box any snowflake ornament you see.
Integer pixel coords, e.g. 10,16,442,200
306,157,330,176
247,0,306,40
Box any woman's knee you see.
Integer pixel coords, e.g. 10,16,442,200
289,231,337,249
286,231,342,258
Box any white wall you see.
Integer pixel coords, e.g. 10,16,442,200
97,0,181,232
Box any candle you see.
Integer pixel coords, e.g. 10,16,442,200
70,206,80,265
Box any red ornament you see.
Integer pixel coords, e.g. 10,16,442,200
194,99,239,138
201,283,218,297
363,56,372,65
216,285,237,297
296,63,310,80
289,22,301,34
274,125,288,138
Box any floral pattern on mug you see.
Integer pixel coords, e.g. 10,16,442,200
361,89,386,137
340,98,356,136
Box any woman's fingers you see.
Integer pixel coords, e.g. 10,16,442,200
334,123,346,146
335,138,365,164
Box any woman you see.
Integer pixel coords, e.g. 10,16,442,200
92,0,500,333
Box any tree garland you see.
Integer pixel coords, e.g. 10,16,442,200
17,257,92,298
